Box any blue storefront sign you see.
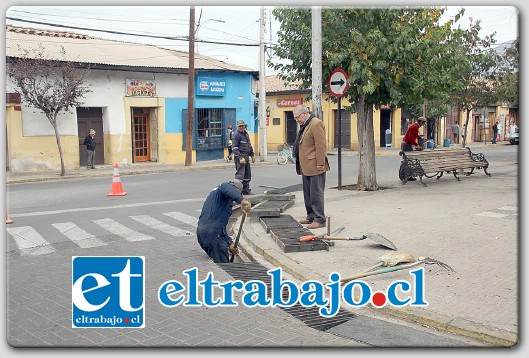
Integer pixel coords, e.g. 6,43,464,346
196,77,226,96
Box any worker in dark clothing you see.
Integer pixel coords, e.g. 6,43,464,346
196,179,251,263
231,119,255,195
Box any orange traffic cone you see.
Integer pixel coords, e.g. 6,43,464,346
6,212,14,224
107,164,127,196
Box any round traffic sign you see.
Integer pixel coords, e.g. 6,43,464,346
328,68,349,97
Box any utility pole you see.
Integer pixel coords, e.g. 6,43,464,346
185,6,195,166
259,6,268,161
311,6,322,119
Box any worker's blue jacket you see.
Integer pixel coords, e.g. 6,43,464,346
231,130,254,158
196,182,244,263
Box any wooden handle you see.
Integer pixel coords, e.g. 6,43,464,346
322,236,353,241
229,212,247,262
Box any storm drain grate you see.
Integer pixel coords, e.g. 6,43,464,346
264,184,303,195
218,262,357,331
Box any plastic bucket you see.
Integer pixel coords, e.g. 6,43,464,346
443,138,451,147
427,140,435,149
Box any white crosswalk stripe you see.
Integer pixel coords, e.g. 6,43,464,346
93,218,156,242
129,215,189,237
6,226,56,256
52,222,107,248
7,212,200,256
163,212,199,228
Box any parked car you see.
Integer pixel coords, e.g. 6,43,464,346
510,128,519,145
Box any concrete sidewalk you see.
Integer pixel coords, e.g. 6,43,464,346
5,141,518,347
238,146,518,347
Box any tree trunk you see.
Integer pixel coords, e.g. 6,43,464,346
355,94,378,191
461,108,471,148
50,114,66,176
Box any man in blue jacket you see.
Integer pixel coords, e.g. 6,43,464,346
231,120,255,195
197,179,251,263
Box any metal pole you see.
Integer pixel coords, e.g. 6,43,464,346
338,96,342,190
185,6,195,166
311,6,322,119
259,6,268,161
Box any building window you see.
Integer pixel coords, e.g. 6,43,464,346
197,108,223,138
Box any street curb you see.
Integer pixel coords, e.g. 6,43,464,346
6,161,276,184
239,215,518,347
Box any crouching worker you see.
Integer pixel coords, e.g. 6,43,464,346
197,179,252,263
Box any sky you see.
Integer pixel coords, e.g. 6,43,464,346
4,4,519,74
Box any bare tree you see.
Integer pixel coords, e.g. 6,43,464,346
6,45,92,176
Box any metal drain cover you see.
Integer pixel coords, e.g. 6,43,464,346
218,262,357,331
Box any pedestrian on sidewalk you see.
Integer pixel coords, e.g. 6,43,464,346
492,121,499,144
83,129,97,169
232,120,255,195
196,179,251,263
452,122,460,144
292,104,330,229
226,125,234,162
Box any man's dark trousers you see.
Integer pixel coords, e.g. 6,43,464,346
235,156,252,194
302,172,326,224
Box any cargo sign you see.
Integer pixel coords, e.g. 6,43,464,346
196,77,226,96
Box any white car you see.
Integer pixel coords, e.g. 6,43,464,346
510,128,519,145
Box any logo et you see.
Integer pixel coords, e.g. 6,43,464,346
72,256,145,328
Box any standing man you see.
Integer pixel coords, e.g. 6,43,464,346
232,120,255,195
83,129,96,169
492,120,499,144
292,105,330,229
452,122,460,144
196,179,251,263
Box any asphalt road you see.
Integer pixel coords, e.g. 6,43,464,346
4,144,517,348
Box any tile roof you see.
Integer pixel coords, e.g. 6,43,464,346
5,25,255,73
256,75,307,93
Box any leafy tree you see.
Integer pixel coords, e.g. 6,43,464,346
446,15,502,147
271,7,462,190
495,39,519,108
6,45,92,176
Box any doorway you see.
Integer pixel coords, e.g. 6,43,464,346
285,111,297,145
380,109,391,147
132,108,150,162
77,107,104,167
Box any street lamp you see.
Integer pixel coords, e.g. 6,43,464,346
195,18,225,52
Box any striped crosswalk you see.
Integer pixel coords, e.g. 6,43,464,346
51,222,107,248
6,211,200,257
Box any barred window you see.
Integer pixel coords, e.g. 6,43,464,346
197,108,223,138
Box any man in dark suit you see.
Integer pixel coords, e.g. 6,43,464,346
292,105,330,229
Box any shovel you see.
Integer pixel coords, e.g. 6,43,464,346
300,232,397,251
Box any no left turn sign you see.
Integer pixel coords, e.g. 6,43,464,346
328,68,349,97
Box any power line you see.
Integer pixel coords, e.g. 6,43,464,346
6,17,261,47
